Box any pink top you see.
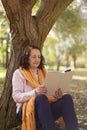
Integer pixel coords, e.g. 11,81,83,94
12,69,38,113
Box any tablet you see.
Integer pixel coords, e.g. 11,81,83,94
45,69,74,96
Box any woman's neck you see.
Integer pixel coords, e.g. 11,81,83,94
30,67,38,72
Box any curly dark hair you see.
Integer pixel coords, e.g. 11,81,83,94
19,45,45,69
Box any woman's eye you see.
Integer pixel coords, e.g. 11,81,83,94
32,56,41,59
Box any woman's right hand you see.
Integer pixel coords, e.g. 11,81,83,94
35,85,47,95
54,88,63,99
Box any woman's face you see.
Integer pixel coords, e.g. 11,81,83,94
29,49,41,69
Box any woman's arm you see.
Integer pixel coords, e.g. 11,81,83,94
12,70,36,103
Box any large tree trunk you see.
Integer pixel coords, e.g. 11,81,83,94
0,0,73,129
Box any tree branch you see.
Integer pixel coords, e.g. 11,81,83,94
1,0,20,22
36,0,73,46
1,0,38,44
21,0,38,10
1,0,38,24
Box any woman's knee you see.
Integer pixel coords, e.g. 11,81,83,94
35,94,48,104
62,94,73,103
61,94,74,109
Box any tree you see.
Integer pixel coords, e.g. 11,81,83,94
0,3,10,67
0,0,73,129
52,1,87,68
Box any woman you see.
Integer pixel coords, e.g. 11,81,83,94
12,45,79,130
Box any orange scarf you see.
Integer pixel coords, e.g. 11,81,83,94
20,67,56,130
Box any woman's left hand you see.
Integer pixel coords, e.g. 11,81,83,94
54,88,63,99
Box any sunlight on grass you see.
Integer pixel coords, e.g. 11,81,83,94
75,68,87,72
73,75,87,81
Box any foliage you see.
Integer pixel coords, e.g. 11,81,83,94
32,0,41,15
48,0,87,67
43,36,58,67
0,1,10,67
0,67,6,95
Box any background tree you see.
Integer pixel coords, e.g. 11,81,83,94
52,0,87,69
0,3,10,67
0,0,73,129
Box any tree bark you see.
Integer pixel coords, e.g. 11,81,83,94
0,0,73,129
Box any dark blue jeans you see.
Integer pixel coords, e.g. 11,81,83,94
17,94,79,130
